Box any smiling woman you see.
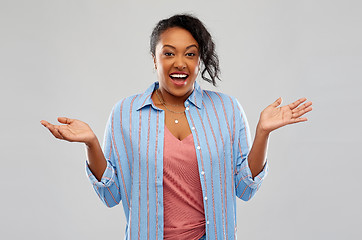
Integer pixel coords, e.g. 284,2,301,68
152,27,201,141
153,27,200,101
40,14,312,240
150,14,220,87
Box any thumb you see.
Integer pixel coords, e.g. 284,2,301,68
58,117,72,125
271,97,283,107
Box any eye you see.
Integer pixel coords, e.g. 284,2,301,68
186,53,196,57
164,52,174,56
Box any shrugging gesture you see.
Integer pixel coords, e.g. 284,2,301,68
247,97,313,178
40,117,106,180
258,97,313,134
40,117,96,145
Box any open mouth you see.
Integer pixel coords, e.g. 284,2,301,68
169,73,189,81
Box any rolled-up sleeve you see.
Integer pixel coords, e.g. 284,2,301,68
234,99,268,201
85,107,122,208
86,160,117,188
235,158,268,201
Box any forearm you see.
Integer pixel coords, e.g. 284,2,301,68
86,137,107,181
247,123,270,178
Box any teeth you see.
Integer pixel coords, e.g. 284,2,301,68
170,74,188,78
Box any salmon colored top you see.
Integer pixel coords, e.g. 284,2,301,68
163,126,206,240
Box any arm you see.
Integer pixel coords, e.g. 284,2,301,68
41,116,121,207
248,97,313,178
247,127,269,178
86,137,107,181
234,97,312,200
40,117,107,181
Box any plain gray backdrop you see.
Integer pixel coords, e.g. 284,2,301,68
1,0,361,239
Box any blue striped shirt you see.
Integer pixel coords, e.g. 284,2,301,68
86,81,268,240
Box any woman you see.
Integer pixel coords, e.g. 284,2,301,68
41,14,312,240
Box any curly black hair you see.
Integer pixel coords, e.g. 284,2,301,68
150,14,221,86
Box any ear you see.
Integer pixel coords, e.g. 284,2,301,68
152,54,157,69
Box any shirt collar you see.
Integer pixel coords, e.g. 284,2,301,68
136,81,203,111
187,81,203,109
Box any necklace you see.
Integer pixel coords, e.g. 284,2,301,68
155,89,184,107
155,89,185,124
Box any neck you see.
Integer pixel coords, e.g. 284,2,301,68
157,87,193,106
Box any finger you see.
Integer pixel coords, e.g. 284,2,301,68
40,120,49,127
56,127,72,141
58,117,73,125
271,97,283,107
41,121,64,139
292,106,313,118
290,117,308,124
40,120,54,129
292,101,313,114
288,97,307,110
54,126,65,139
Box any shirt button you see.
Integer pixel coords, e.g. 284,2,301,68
204,196,208,200
207,221,210,225
186,107,189,111
197,146,201,150
191,127,195,130
201,171,205,175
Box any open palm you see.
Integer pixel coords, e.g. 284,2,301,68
40,117,96,144
258,97,313,133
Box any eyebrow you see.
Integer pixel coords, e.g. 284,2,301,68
162,44,198,50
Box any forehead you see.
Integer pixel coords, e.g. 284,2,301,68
156,27,198,49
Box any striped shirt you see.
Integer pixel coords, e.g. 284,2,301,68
86,81,268,240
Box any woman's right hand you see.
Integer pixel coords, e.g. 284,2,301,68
40,117,96,146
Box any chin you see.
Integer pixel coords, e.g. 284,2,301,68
168,82,194,96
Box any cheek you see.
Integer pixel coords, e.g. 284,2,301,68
154,59,163,72
156,58,170,71
192,61,200,74
156,61,171,79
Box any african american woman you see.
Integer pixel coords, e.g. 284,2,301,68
41,14,312,240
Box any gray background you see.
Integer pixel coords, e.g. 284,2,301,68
1,0,361,239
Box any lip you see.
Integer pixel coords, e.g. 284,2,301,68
170,71,189,75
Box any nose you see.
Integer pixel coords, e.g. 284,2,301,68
174,56,186,70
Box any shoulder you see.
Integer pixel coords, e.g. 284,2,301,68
202,90,242,112
111,93,142,112
113,82,157,112
110,82,157,112
201,90,248,127
105,93,145,130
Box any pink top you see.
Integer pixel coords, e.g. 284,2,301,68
163,126,206,240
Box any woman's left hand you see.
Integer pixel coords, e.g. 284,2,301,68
257,97,313,134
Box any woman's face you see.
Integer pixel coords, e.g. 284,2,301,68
153,27,200,101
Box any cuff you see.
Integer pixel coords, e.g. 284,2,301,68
86,160,116,188
236,158,269,189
